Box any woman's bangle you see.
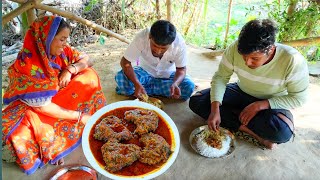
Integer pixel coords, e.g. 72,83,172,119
71,64,78,74
66,68,72,74
77,111,83,123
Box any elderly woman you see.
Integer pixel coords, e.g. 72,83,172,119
2,16,106,174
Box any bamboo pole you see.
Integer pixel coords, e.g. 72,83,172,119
166,0,172,22
204,37,320,57
10,0,28,4
156,0,160,20
26,8,36,25
34,3,130,44
282,37,320,47
223,0,233,49
2,1,35,27
183,0,198,36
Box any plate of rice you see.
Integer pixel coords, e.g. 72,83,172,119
189,125,235,158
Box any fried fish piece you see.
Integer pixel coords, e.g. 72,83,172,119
124,109,159,135
101,142,141,172
140,94,164,109
94,115,133,142
139,132,172,165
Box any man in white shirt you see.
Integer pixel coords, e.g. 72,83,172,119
115,20,195,100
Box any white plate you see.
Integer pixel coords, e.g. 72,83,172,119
189,125,236,158
82,100,180,180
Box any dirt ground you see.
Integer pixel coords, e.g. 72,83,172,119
2,33,320,179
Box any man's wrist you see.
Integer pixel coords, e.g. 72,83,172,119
134,82,142,88
211,101,220,113
171,82,179,87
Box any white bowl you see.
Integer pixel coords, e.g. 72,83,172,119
82,100,180,180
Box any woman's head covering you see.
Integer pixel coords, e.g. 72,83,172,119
3,16,66,105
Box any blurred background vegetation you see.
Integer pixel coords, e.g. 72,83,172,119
2,0,320,61
74,0,320,62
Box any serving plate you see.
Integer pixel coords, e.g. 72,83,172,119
189,125,236,158
49,165,97,180
82,100,180,180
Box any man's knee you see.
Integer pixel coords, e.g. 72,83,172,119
189,95,198,111
115,70,125,83
259,113,293,143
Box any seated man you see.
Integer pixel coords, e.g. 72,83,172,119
189,19,309,149
115,20,195,100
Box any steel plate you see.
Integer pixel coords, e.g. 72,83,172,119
189,125,236,158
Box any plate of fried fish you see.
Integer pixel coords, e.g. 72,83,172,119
82,100,180,180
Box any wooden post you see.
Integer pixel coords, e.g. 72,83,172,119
166,0,172,22
26,8,36,25
156,0,160,20
2,1,35,27
223,0,233,49
34,3,130,44
204,37,320,57
282,37,320,46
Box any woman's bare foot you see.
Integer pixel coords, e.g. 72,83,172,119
239,125,277,150
53,158,64,165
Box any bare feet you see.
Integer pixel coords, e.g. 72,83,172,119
239,125,277,150
53,158,64,165
262,139,277,150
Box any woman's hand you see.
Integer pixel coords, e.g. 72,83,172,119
59,69,72,88
207,111,221,131
80,113,92,125
170,83,181,99
239,100,270,126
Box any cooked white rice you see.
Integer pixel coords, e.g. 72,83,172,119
195,131,231,158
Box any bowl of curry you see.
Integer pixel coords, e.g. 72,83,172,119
82,100,180,180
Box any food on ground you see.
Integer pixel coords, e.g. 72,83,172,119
140,94,164,109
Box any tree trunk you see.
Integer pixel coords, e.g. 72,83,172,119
183,0,198,36
180,0,189,20
287,0,297,17
26,8,36,25
224,0,233,49
166,0,172,21
156,0,160,20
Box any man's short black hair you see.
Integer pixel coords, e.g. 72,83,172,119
238,19,278,55
150,20,176,46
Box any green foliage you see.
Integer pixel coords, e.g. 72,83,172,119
84,0,99,12
245,0,320,61
258,0,320,42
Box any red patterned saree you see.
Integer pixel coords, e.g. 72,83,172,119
2,16,106,175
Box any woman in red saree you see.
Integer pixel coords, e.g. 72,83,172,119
2,16,106,175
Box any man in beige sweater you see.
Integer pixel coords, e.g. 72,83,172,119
189,19,309,149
